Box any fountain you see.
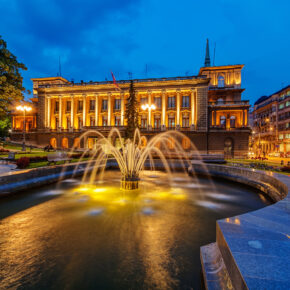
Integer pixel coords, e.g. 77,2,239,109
68,128,196,189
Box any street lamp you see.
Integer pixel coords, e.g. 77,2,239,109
16,105,32,151
141,104,156,130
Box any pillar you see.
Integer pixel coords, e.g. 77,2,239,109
148,90,152,130
95,94,99,126
121,92,125,125
176,89,180,129
82,94,86,127
108,92,111,126
161,89,166,131
59,95,62,129
70,95,74,129
190,89,195,130
242,110,245,126
47,96,51,128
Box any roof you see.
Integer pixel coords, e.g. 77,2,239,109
254,95,270,105
199,64,244,75
270,85,290,96
30,76,70,83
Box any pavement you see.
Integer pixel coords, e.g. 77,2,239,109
0,164,17,175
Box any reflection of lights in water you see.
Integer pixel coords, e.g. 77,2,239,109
205,193,238,201
142,207,155,215
88,208,104,216
234,218,240,225
78,196,89,202
61,179,78,183
113,198,128,206
177,183,205,189
144,199,152,204
248,240,262,249
38,190,63,197
195,201,224,210
93,188,107,193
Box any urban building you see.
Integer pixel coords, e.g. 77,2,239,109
252,85,290,156
10,41,251,158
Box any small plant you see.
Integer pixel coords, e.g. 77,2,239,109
16,157,30,169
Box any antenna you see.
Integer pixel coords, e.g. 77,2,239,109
213,42,216,66
58,56,62,76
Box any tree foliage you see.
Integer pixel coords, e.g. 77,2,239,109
0,115,10,137
0,35,27,117
125,80,139,139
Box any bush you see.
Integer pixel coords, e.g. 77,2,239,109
280,166,290,173
29,156,48,163
0,147,9,153
16,157,30,169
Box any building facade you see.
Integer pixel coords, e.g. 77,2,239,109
252,85,290,156
11,46,251,157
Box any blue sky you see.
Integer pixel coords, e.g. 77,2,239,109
1,0,289,104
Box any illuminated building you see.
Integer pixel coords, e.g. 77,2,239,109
253,85,290,156
11,41,251,157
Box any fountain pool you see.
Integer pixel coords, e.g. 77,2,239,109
0,170,270,289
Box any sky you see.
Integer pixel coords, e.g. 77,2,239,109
1,0,289,104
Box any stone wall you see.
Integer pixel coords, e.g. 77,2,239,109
196,86,208,131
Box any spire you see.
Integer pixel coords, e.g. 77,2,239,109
204,39,211,67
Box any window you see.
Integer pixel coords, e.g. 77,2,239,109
168,96,175,108
115,99,121,110
217,98,224,104
230,116,236,128
141,117,147,129
141,97,147,105
66,101,71,112
66,116,71,128
102,116,107,126
115,116,121,126
220,116,226,128
90,116,95,126
218,76,225,88
78,100,83,112
182,115,189,127
279,103,285,110
102,99,108,111
55,117,59,128
55,101,59,113
182,96,190,108
89,100,95,111
286,101,290,107
154,116,161,129
154,97,161,109
279,134,283,140
78,116,82,128
168,116,175,128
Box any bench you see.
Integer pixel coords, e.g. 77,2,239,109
0,152,16,164
47,152,72,165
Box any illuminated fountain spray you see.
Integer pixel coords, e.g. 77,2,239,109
70,128,197,190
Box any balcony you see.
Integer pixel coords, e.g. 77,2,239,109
209,126,251,131
209,101,249,107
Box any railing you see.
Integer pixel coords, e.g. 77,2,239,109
38,75,207,89
209,101,249,106
210,126,251,131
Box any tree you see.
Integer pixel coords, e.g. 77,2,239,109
0,115,10,137
125,80,139,139
0,35,27,117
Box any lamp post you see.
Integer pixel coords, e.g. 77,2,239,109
141,104,156,130
16,105,32,151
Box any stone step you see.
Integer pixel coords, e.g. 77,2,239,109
200,242,234,290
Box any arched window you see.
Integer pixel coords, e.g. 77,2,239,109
218,76,225,88
167,137,175,150
220,116,226,128
217,98,224,104
62,137,69,149
87,138,95,149
182,137,191,150
73,138,81,149
50,138,57,148
230,116,236,128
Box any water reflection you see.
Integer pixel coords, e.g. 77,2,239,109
0,171,270,289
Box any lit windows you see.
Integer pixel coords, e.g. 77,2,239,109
154,97,161,109
218,76,225,88
102,100,108,111
89,100,95,111
78,100,83,112
182,96,190,108
114,99,121,110
168,96,175,108
66,101,71,112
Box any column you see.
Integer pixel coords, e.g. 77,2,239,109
161,89,166,131
121,92,125,125
214,110,216,126
190,89,195,130
242,110,245,127
108,92,111,126
148,90,152,130
95,94,99,126
70,94,74,129
82,94,86,127
47,96,51,128
176,89,181,129
44,96,48,127
59,95,62,129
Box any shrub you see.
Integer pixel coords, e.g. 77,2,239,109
16,157,30,169
280,166,290,173
29,156,48,163
0,148,9,153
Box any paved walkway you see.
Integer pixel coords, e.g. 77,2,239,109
0,164,17,175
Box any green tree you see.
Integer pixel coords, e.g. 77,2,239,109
0,115,10,137
0,35,27,117
125,80,139,139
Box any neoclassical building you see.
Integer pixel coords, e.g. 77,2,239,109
11,44,251,157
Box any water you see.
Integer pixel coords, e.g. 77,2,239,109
0,171,270,289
